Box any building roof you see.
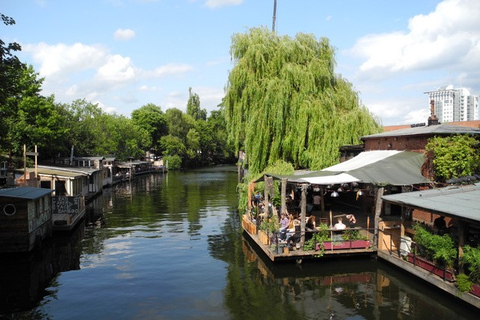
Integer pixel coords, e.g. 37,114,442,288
264,150,431,186
362,123,480,140
382,184,480,223
29,165,101,178
0,187,54,200
383,120,480,132
74,156,105,161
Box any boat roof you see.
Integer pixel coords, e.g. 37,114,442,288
382,184,480,222
0,187,54,200
20,166,101,178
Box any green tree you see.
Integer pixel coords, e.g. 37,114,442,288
425,134,480,182
186,128,200,160
11,93,67,159
1,63,68,159
186,87,206,121
0,14,23,110
110,115,150,160
131,103,167,153
62,99,149,160
224,27,381,174
159,134,186,169
61,99,104,156
164,108,196,141
203,110,235,164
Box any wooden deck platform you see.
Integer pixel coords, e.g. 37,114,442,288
242,214,376,262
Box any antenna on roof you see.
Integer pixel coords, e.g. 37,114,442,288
428,100,439,126
272,0,277,32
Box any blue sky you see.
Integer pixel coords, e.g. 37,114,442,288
3,0,479,126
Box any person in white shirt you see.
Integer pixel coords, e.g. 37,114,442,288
334,217,346,230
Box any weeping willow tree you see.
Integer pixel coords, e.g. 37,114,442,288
224,27,382,175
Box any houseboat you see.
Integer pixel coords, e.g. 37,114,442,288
0,187,54,252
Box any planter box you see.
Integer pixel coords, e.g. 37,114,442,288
317,240,371,251
242,214,257,235
258,230,270,245
470,283,480,297
407,253,455,282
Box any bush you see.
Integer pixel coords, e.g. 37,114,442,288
413,224,457,269
457,273,473,293
303,223,329,254
462,245,480,284
163,155,182,170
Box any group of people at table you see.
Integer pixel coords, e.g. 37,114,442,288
278,211,357,249
251,191,357,249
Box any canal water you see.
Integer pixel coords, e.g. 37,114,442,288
0,166,478,319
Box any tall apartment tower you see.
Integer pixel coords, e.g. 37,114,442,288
425,85,479,123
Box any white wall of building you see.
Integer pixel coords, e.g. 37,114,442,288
426,85,478,122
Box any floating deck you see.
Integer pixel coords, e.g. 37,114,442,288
242,214,376,262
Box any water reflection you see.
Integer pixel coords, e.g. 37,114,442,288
234,236,478,319
1,168,478,319
0,220,84,317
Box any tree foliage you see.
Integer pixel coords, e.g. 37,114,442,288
131,103,167,152
0,14,23,108
224,27,381,174
186,87,206,121
61,99,149,160
425,134,480,182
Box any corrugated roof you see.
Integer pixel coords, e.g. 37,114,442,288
382,184,480,222
37,165,100,176
0,187,54,200
361,124,480,140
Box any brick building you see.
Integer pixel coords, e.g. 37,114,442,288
361,123,480,153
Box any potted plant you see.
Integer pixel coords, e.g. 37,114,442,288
304,223,329,257
458,245,480,296
411,224,457,281
258,216,278,245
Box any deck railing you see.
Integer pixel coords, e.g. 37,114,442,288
266,227,377,255
378,229,455,282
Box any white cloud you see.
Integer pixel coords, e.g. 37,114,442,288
348,0,480,80
364,95,430,126
205,0,243,9
23,42,107,80
21,41,197,116
95,55,137,84
114,28,136,41
151,63,193,77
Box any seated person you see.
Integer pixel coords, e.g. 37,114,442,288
434,216,447,234
287,220,301,248
279,213,290,240
306,215,316,231
345,214,356,228
334,217,346,230
333,217,346,242
305,215,316,241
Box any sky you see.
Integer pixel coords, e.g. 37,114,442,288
2,0,480,126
